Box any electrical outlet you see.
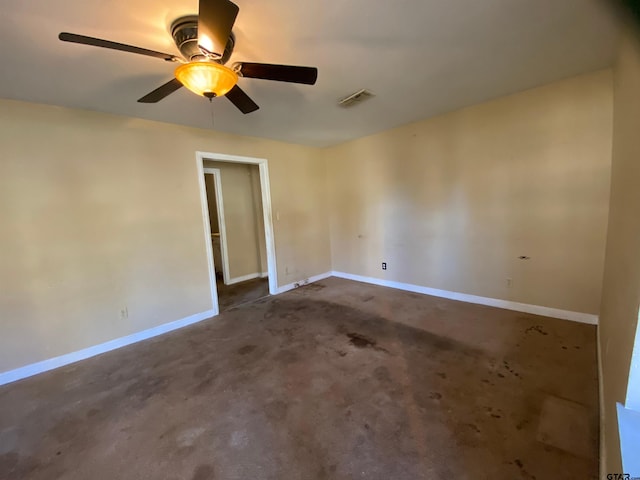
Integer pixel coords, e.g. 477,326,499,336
507,278,512,288
382,262,387,270
120,306,129,320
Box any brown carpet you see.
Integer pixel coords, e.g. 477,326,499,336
216,275,269,311
0,277,598,479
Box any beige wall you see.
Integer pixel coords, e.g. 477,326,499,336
0,99,331,372
325,70,613,315
204,174,220,234
251,165,269,274
599,30,640,473
203,161,266,280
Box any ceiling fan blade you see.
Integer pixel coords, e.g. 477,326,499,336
225,85,259,114
234,63,318,85
59,32,179,62
137,78,184,103
198,0,239,59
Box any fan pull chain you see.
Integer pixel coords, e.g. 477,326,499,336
209,97,215,128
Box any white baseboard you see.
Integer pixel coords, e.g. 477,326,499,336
331,271,599,325
1,273,598,387
260,271,269,278
597,325,606,478
226,272,263,285
276,271,332,294
0,309,215,387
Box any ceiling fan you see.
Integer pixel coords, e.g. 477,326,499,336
58,0,318,114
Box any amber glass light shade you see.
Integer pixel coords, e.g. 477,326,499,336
175,62,238,97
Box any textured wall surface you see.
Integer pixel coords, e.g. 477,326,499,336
326,70,613,315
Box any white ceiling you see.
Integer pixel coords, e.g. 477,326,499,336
0,0,620,147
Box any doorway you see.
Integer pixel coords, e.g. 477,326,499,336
196,152,277,315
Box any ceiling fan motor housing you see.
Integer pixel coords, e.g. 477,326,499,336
171,15,234,64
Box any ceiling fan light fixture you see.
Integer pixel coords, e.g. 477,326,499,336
175,61,238,98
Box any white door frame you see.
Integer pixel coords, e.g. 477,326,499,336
202,168,231,285
196,151,278,315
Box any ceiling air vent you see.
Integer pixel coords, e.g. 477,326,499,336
338,89,374,108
